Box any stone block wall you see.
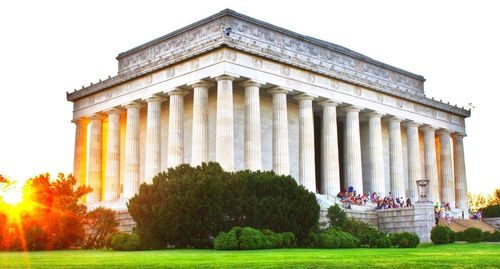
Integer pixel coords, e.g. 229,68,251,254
345,209,378,227
483,217,500,230
116,210,135,232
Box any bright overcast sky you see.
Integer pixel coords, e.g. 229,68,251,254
0,0,498,195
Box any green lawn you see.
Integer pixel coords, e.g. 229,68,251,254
1,243,499,269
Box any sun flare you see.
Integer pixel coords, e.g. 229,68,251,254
2,187,23,205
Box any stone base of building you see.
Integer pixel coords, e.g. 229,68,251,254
482,217,500,230
116,210,135,233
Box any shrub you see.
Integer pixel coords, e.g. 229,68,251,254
482,205,500,218
483,231,500,242
110,232,141,251
430,225,455,244
454,231,465,241
311,228,359,248
462,228,483,243
339,218,388,248
82,207,119,249
327,204,347,227
213,231,239,250
128,163,318,248
213,227,296,250
390,232,419,248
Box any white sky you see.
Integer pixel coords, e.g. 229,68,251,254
0,0,498,195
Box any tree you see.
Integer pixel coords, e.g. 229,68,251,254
83,207,119,249
486,189,500,206
128,162,319,249
0,173,91,250
326,204,347,227
468,192,487,211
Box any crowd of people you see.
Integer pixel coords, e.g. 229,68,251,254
468,208,482,221
434,202,454,225
336,187,413,210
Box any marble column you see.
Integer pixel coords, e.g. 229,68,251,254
343,105,363,194
242,80,262,171
87,115,103,204
215,75,236,171
104,109,122,201
168,89,188,168
452,133,468,211
388,116,405,198
439,130,455,208
422,126,439,202
296,93,316,193
320,100,341,196
190,81,211,166
123,102,141,199
268,87,290,176
367,112,385,196
406,121,422,201
72,118,88,187
144,96,164,183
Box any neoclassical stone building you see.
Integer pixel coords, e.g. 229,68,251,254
67,9,470,212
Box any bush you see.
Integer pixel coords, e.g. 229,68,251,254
454,231,465,241
430,225,455,244
339,218,389,248
462,228,483,243
213,227,296,250
483,231,500,242
128,163,318,248
82,207,119,249
110,232,141,251
482,205,500,218
327,204,347,227
310,228,359,248
390,232,419,248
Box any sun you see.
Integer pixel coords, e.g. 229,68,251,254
2,187,23,205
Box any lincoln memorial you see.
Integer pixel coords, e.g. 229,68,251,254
67,9,470,215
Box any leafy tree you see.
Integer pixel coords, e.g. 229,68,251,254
128,162,319,249
486,188,500,206
83,207,119,249
0,173,91,250
327,204,347,227
468,192,487,211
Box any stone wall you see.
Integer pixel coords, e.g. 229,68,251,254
483,217,500,230
345,209,378,227
116,210,135,233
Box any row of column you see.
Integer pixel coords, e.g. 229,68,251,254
73,76,468,210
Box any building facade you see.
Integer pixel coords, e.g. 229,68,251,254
67,9,470,211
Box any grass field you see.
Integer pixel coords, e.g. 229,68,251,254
1,243,499,269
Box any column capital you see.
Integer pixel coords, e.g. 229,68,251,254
343,105,363,113
239,79,265,88
212,72,239,81
267,86,292,95
103,107,125,115
294,92,317,101
404,120,421,128
124,101,144,109
167,88,189,96
365,110,385,118
420,125,438,132
437,129,451,136
188,79,215,88
318,98,341,107
451,132,467,139
386,116,404,123
89,113,105,121
71,117,89,125
145,95,167,103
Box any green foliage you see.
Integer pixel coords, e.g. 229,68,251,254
481,205,500,218
213,226,296,250
338,218,389,248
462,228,483,243
110,232,141,251
128,163,318,248
430,225,455,244
327,204,347,227
389,232,420,248
483,231,500,242
310,228,359,248
82,207,119,249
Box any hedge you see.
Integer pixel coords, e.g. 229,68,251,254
430,225,455,244
389,232,420,248
482,205,500,218
310,228,360,248
213,227,296,250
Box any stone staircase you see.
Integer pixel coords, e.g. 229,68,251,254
439,218,497,232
